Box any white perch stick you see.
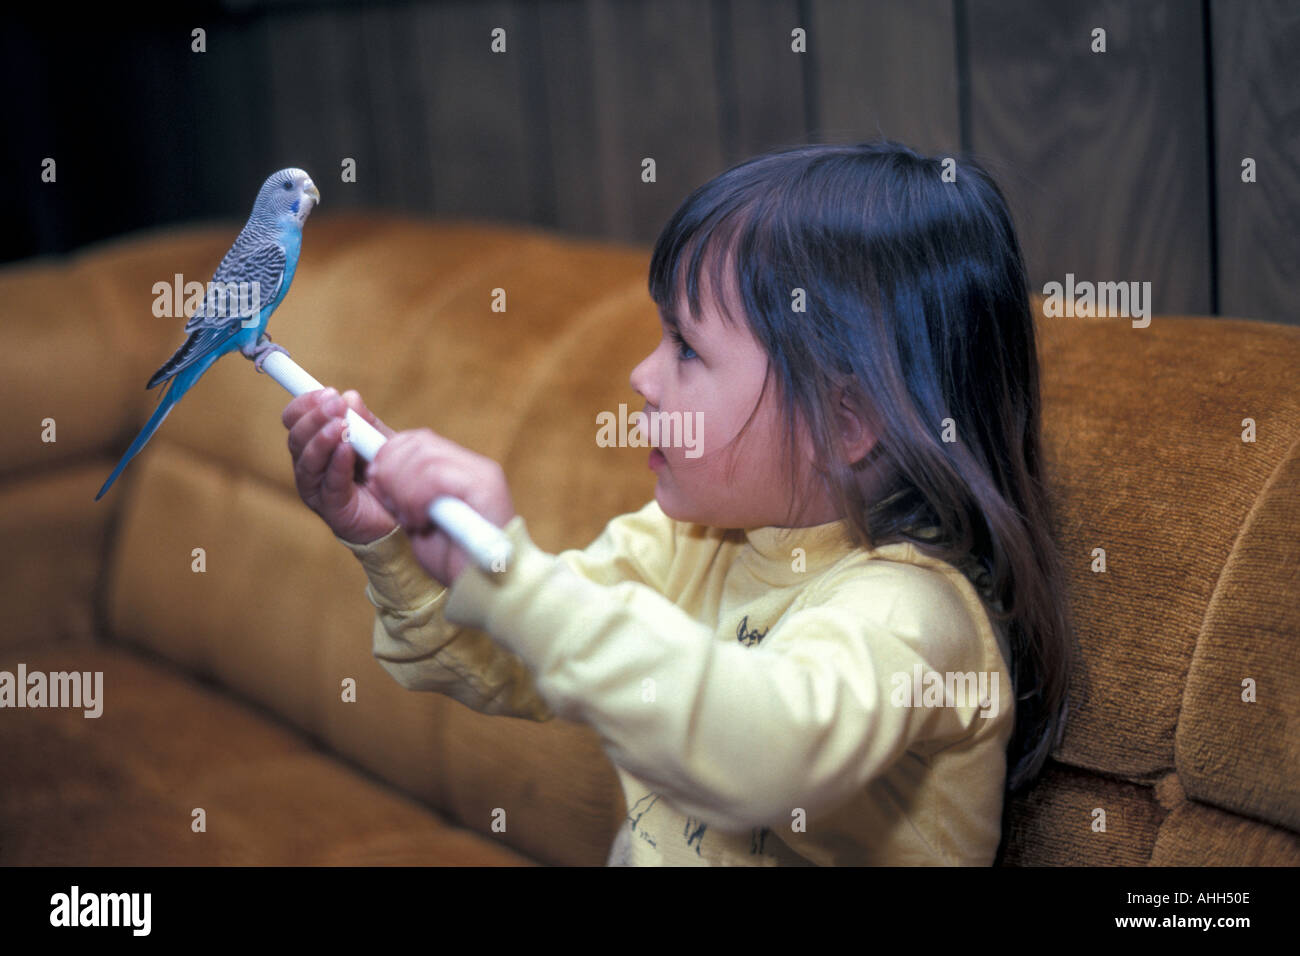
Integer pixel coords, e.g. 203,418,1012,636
258,350,513,574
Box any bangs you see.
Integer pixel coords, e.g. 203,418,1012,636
649,192,765,336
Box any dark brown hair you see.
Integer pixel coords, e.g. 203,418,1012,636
647,139,1072,795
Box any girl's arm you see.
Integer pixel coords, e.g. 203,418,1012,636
340,499,678,720
440,518,1013,835
282,386,676,720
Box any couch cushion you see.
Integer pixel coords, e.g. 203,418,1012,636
0,462,109,652
0,641,535,865
999,761,1165,865
1176,442,1300,830
1033,312,1300,802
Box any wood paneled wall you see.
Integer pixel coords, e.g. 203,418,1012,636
2,0,1295,324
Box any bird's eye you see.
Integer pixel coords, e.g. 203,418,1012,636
282,181,293,191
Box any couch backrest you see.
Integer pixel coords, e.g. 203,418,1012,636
4,213,1296,865
1001,299,1300,863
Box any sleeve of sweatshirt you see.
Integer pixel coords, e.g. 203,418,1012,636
337,498,678,721
443,514,1006,835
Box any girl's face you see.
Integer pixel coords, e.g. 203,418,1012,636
630,264,842,530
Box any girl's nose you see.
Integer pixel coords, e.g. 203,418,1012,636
629,352,657,404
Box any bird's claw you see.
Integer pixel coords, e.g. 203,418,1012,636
250,337,291,374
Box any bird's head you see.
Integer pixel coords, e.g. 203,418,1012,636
254,167,320,226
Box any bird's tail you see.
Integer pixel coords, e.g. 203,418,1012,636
94,381,182,501
94,355,214,501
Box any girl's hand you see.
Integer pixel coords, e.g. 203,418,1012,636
367,428,516,588
283,387,399,545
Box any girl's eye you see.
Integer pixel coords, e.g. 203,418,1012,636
669,328,697,361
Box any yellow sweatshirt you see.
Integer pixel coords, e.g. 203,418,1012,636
338,498,1015,866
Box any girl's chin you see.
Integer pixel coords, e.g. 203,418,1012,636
653,487,711,527
652,484,685,519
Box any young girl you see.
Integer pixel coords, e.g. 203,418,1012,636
282,140,1073,866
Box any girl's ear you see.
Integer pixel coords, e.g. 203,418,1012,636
834,387,877,467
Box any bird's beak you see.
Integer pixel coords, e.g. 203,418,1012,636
305,182,321,205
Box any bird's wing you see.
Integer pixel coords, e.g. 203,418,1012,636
148,240,287,389
183,239,287,334
145,323,244,390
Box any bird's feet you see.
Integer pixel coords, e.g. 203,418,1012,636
247,334,290,374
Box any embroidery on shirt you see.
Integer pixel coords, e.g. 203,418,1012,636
626,792,660,848
683,816,707,856
735,614,769,647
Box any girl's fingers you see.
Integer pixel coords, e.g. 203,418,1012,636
318,425,356,506
398,459,449,529
283,388,334,432
295,417,345,495
371,438,435,524
370,429,506,535
287,391,341,460
281,391,317,431
394,458,483,533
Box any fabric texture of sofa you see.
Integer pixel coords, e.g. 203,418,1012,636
1,211,1297,865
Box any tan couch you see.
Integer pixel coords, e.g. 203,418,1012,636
1,211,1297,865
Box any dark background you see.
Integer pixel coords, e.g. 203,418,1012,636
3,0,1296,324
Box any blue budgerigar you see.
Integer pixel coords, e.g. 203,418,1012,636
95,167,320,501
